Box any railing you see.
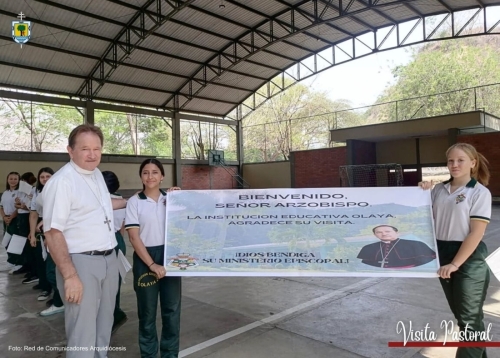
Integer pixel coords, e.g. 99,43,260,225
242,82,500,163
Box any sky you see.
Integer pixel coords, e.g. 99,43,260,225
302,47,414,108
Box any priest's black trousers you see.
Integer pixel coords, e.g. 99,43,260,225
133,245,182,358
437,240,489,358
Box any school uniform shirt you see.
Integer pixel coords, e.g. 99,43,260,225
30,190,44,217
42,160,117,253
111,193,125,233
17,187,36,214
0,189,18,215
432,178,492,242
125,190,167,247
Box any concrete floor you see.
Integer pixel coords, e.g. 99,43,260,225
1,208,500,358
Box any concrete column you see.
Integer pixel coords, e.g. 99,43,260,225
448,128,459,146
173,112,182,187
84,100,94,125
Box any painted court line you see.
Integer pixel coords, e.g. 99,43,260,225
179,277,383,357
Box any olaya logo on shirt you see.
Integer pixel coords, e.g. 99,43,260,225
455,193,466,204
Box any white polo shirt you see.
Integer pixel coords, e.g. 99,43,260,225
16,187,35,214
111,193,125,233
0,189,18,215
30,190,44,217
432,178,491,242
43,161,117,253
125,190,167,247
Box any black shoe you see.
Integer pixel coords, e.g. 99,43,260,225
22,276,39,284
32,284,42,290
111,315,128,335
46,298,54,307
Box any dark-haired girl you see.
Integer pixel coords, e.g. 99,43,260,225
125,159,181,358
102,170,128,333
14,172,38,282
1,172,20,272
28,168,55,302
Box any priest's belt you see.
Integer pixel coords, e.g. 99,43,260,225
79,249,114,256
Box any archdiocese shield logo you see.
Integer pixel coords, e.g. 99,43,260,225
12,21,31,45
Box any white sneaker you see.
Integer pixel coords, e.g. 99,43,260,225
8,265,22,274
40,304,64,316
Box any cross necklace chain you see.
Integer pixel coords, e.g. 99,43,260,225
72,165,112,232
378,239,400,268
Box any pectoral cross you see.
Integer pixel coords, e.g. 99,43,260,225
104,216,112,231
378,258,388,268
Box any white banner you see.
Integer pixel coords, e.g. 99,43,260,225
164,187,439,277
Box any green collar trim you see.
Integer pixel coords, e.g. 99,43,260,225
160,189,166,195
443,177,477,188
138,192,147,200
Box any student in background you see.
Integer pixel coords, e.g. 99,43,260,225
12,172,37,281
1,172,20,273
28,167,55,302
102,170,128,333
125,159,182,358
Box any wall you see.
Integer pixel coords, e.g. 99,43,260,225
376,139,417,165
331,111,483,142
419,136,449,164
181,165,237,190
458,132,500,196
290,147,347,188
347,140,376,165
242,161,291,188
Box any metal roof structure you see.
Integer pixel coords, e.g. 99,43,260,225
1,0,500,119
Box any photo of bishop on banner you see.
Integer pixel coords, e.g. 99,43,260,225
164,187,440,278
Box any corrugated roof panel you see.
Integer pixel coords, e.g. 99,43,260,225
39,73,84,94
315,24,352,44
331,17,370,35
49,52,97,75
382,4,421,22
261,41,312,61
0,45,96,77
158,22,229,50
290,32,333,52
59,0,136,21
109,66,185,93
410,1,442,14
98,84,168,107
224,0,289,22
0,1,49,20
182,98,235,115
125,50,200,77
195,84,253,103
140,35,214,63
230,62,280,79
3,67,48,89
197,3,266,28
214,72,265,91
174,8,248,38
0,64,14,84
356,10,395,28
46,31,110,57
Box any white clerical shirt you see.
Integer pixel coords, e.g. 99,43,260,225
42,160,117,253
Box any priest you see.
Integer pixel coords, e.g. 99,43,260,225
357,225,436,269
43,124,125,358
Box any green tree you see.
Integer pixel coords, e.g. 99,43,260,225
242,78,364,162
17,24,26,36
0,99,83,152
367,37,500,123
